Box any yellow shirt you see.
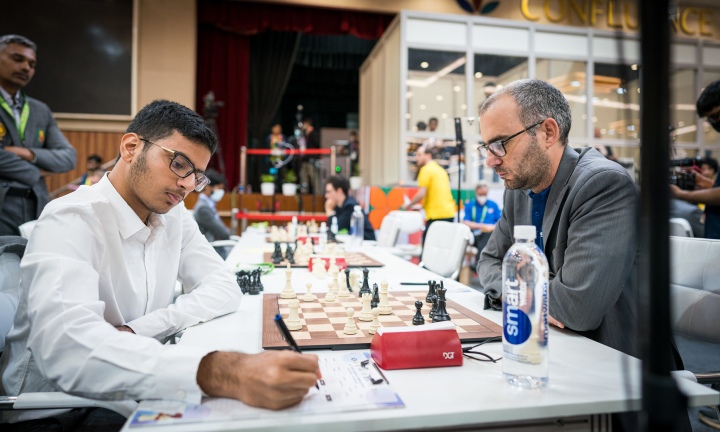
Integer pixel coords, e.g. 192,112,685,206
417,160,456,220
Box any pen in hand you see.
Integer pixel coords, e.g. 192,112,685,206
274,313,320,390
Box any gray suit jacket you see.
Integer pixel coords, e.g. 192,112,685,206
478,146,639,357
193,195,230,242
0,95,77,218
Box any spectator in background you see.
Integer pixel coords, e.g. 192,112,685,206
462,180,501,256
324,175,375,241
701,157,717,180
298,118,320,194
79,154,103,185
400,145,456,246
0,34,77,236
349,130,359,176
194,169,232,258
416,121,427,132
428,117,438,132
266,124,285,148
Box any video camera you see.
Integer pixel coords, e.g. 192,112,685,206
669,157,701,191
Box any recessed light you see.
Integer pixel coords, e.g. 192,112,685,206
420,62,429,69
474,72,483,78
436,95,443,101
420,104,426,110
453,86,461,92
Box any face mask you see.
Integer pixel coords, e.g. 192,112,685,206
210,189,225,202
476,195,487,205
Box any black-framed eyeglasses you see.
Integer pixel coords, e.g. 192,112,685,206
477,119,546,159
140,138,210,192
707,111,720,125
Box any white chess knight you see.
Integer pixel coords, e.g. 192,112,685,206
286,299,302,331
378,280,392,315
302,281,316,302
368,307,381,335
280,264,296,299
343,308,358,335
358,293,373,322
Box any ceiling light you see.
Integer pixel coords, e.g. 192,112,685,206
461,104,467,110
441,113,448,119
405,113,411,119
631,64,638,70
436,95,443,101
474,72,483,79
420,62,429,69
420,104,426,110
570,81,581,87
453,86,461,92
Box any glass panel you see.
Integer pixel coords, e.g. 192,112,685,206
702,71,720,146
536,59,587,139
592,146,640,182
592,63,640,140
671,69,696,143
406,49,466,137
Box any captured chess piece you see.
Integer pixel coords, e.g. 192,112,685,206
371,283,380,309
285,243,295,265
412,301,425,325
359,267,371,297
343,308,358,335
271,241,283,264
368,307,381,335
432,282,451,322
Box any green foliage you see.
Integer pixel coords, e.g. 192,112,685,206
284,169,297,184
260,174,275,183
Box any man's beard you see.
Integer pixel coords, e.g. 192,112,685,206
501,136,552,191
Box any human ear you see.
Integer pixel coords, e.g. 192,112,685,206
119,133,142,162
541,118,561,148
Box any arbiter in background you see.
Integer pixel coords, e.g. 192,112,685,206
462,180,501,256
672,81,720,239
325,175,375,240
0,34,76,236
400,145,456,246
194,168,232,259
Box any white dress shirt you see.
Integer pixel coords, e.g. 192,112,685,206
0,174,241,422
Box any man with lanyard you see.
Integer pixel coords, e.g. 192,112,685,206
462,180,501,257
0,34,76,236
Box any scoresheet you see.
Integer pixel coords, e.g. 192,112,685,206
128,351,404,428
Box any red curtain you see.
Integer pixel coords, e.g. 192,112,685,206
196,0,394,187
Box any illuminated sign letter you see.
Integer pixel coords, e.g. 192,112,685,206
521,0,541,21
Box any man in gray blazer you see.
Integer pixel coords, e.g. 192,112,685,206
0,35,76,236
476,79,639,358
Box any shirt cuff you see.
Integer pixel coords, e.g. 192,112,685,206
152,344,213,404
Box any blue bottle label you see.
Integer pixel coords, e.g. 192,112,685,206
503,303,532,345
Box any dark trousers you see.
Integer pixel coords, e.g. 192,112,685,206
5,407,127,432
0,194,37,236
422,217,455,248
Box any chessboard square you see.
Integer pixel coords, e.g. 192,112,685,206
454,319,478,326
292,332,311,339
456,327,467,333
357,322,372,330
302,312,329,319
447,308,460,315
300,303,323,309
393,310,415,316
388,301,405,306
326,312,348,318
323,307,347,313
279,308,289,315
307,324,335,332
328,317,346,324
458,325,486,333
336,330,366,338
378,315,402,322
394,296,417,302
340,301,362,308
304,318,330,325
383,321,407,327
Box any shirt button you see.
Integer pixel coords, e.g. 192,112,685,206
534,212,540,216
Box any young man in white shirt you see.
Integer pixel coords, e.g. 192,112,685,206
0,100,319,430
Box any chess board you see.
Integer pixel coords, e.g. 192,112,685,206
263,252,384,268
262,292,502,350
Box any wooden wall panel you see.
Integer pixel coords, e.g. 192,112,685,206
46,130,123,197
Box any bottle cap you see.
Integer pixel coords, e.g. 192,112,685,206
514,225,536,240
354,205,362,211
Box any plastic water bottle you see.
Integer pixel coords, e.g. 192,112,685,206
502,225,549,388
350,205,364,249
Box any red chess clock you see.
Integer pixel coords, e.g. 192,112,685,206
370,322,463,370
307,256,347,271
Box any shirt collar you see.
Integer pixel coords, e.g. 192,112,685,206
0,87,21,107
198,192,216,209
95,174,167,239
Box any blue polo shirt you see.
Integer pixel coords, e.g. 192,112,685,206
528,186,551,251
463,198,501,235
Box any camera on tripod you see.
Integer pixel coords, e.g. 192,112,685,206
669,157,700,191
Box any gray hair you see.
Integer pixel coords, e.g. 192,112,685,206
0,35,37,52
480,79,572,146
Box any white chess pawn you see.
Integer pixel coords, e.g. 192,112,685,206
328,255,339,275
378,280,392,315
343,308,358,335
350,271,361,293
337,272,350,298
358,293,373,322
286,299,302,331
368,307,381,335
302,281,316,302
324,280,337,302
280,264,296,299
270,225,279,242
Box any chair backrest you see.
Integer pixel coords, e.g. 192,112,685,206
376,214,401,248
0,236,28,351
420,222,473,279
670,236,720,344
18,220,37,240
669,218,693,237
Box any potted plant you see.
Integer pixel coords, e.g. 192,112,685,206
282,169,298,196
260,174,275,196
349,165,362,191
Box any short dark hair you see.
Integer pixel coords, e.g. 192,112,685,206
126,100,217,154
326,175,349,196
205,168,226,186
702,157,719,174
428,117,438,123
697,81,720,117
416,121,427,131
87,154,102,164
0,34,37,52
